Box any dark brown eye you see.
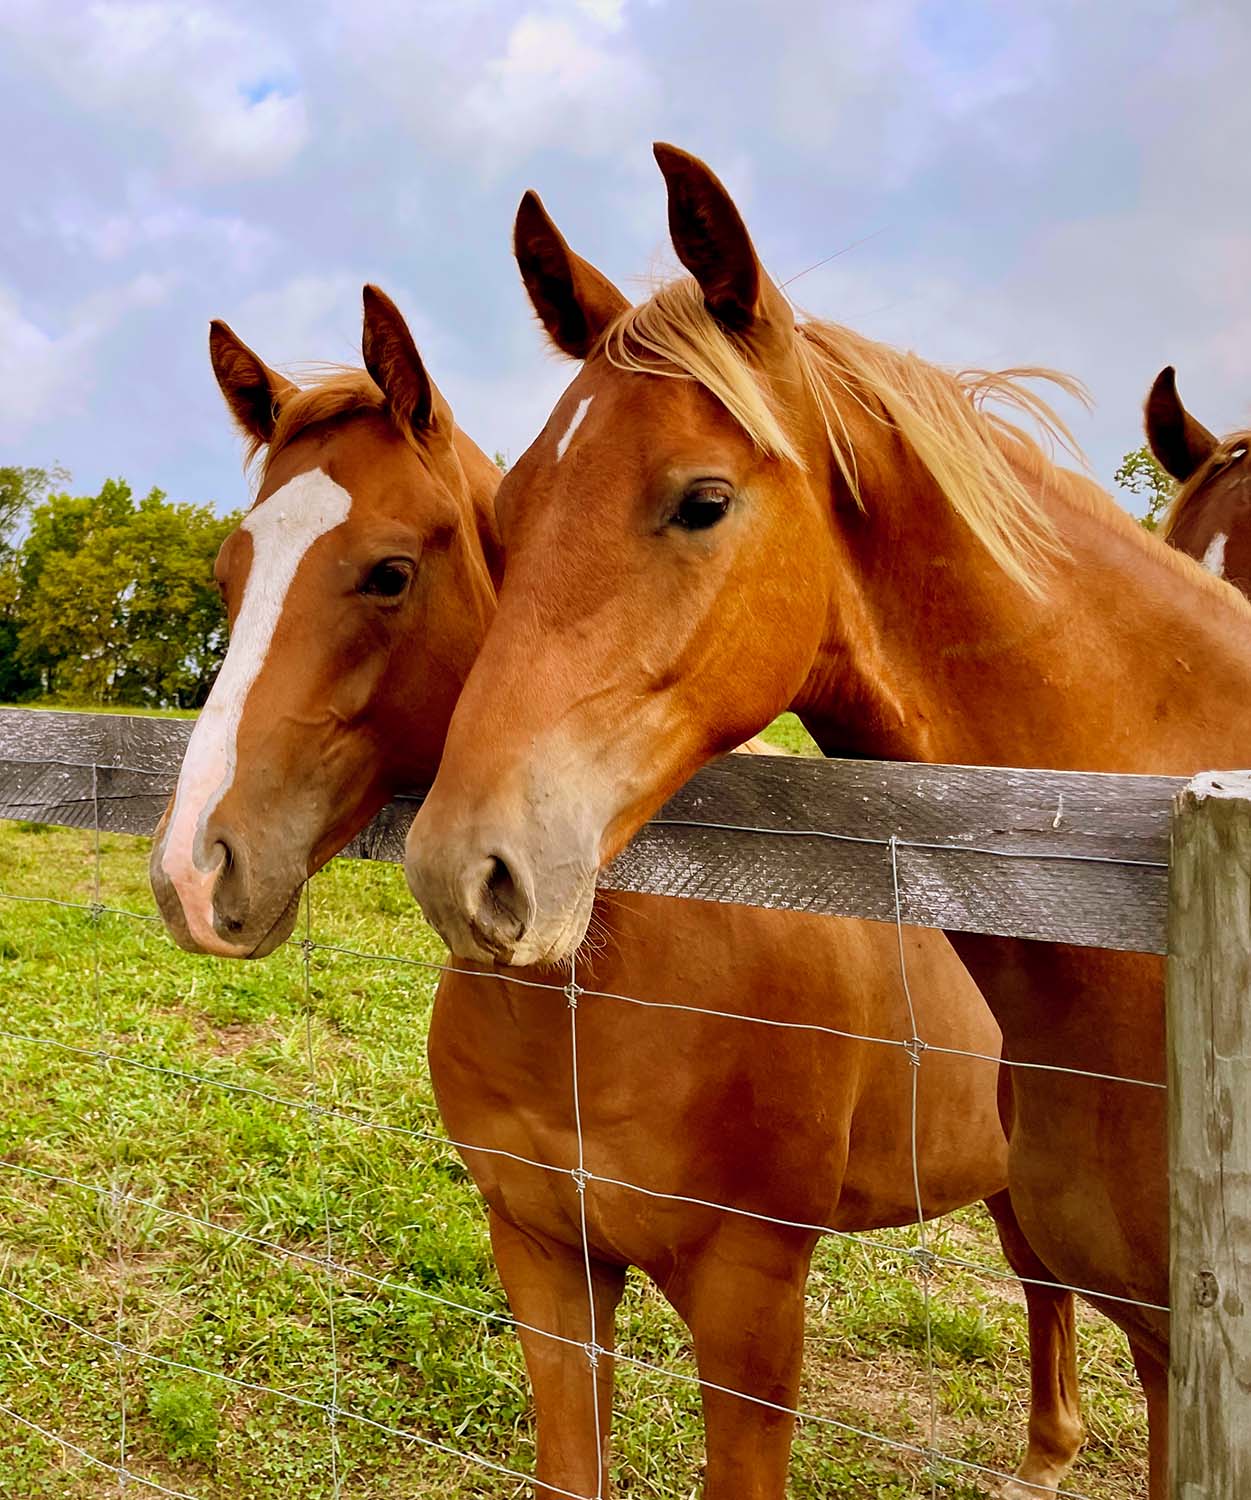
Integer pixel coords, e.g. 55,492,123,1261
671,485,732,531
360,558,415,599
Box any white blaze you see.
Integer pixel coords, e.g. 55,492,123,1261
159,469,352,952
555,395,593,462
1201,531,1228,578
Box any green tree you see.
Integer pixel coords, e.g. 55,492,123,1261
1115,446,1175,532
15,479,237,707
113,489,239,707
0,465,67,700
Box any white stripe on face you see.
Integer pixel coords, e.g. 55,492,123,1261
555,395,593,462
1201,531,1228,578
159,469,352,953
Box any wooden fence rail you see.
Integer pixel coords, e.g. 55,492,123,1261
1,705,1248,1498
0,707,1182,953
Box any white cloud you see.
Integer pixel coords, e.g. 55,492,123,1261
321,0,657,178
0,271,180,443
0,292,89,442
3,0,1249,509
1,0,308,185
39,191,275,271
575,0,627,31
464,12,657,165
227,273,363,373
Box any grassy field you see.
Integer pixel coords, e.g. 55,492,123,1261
0,712,1147,1497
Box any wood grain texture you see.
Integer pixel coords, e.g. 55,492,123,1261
1167,771,1251,1499
0,708,1183,952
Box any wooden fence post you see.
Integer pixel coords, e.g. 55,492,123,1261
1168,771,1251,1498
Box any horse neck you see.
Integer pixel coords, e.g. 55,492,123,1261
450,428,505,589
1166,460,1251,596
801,442,1251,775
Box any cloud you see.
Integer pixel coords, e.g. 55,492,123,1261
320,0,658,179
3,0,1250,507
37,191,276,272
462,11,658,167
0,272,181,444
1,0,308,186
227,273,364,371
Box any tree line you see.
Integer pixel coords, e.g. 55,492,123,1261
0,466,238,709
0,447,1173,711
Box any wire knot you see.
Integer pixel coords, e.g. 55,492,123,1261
909,1244,938,1279
299,937,315,957
88,901,105,923
904,1035,927,1068
564,981,584,1009
571,1166,591,1194
582,1340,601,1369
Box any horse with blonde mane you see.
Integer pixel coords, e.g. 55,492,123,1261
406,144,1251,1497
1145,364,1251,593
151,289,1084,1498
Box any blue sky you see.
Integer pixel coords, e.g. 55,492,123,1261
2,0,1249,514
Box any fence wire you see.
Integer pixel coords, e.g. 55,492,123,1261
0,759,1159,1498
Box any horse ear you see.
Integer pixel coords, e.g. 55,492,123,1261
362,284,453,437
209,321,298,444
653,142,791,337
514,190,630,360
1145,366,1218,481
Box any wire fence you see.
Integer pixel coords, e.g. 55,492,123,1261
0,750,1160,1498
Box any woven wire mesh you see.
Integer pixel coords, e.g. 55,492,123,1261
0,753,1156,1497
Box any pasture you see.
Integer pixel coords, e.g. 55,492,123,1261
0,717,1148,1497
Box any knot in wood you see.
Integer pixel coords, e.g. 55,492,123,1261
1194,1268,1219,1308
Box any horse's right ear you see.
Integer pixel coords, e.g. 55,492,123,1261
362,284,454,438
514,191,629,360
1145,366,1218,481
208,321,298,444
653,142,792,339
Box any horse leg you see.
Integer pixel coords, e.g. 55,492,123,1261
1130,1340,1168,1500
488,1208,626,1499
984,1190,1084,1497
664,1223,815,1500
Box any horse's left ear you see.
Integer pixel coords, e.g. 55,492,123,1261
653,142,792,338
362,285,453,438
1145,366,1218,481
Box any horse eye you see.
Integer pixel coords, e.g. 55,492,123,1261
360,558,414,599
671,486,732,531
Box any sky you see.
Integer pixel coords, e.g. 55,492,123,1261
2,0,1249,515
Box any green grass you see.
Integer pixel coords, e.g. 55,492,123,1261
1,700,200,719
758,711,822,756
0,776,1147,1495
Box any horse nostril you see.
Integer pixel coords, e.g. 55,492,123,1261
208,836,247,931
473,853,531,949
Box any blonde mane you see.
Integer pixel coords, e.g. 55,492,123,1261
1161,431,1251,544
603,277,1091,597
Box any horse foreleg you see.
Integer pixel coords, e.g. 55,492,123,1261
664,1223,815,1500
1130,1340,1168,1500
984,1190,1084,1497
488,1208,626,1499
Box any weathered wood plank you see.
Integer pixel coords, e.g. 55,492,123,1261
0,708,1183,952
1167,771,1251,1498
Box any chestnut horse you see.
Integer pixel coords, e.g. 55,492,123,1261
151,291,1082,1498
406,145,1251,1497
1145,364,1251,593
